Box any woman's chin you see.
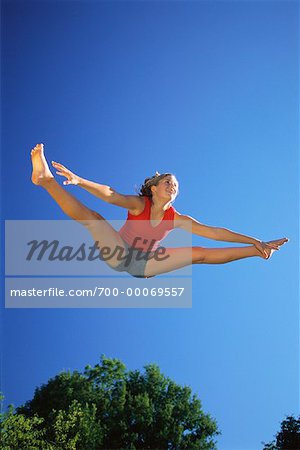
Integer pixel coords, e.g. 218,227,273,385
159,192,175,202
168,195,176,203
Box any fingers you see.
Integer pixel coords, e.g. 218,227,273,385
258,246,268,258
266,244,279,250
261,246,275,259
262,241,280,250
256,244,268,258
262,246,272,259
52,161,67,171
257,244,270,259
55,170,73,184
52,161,69,176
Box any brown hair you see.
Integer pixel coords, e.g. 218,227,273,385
138,172,175,198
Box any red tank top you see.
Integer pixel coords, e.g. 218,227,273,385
119,196,176,251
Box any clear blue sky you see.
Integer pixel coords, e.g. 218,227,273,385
1,1,298,449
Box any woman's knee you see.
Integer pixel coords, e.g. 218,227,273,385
90,210,104,220
80,210,104,228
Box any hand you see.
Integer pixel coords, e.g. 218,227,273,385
51,161,80,186
254,240,280,259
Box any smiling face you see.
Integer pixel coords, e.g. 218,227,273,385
151,175,179,202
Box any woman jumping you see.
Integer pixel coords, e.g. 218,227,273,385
31,143,288,278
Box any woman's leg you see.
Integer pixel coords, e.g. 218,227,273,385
31,144,126,268
144,239,288,277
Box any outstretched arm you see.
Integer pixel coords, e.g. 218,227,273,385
51,161,143,212
174,212,280,257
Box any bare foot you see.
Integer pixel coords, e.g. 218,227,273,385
264,237,289,259
31,143,54,185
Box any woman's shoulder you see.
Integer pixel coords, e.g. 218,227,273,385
172,209,184,225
